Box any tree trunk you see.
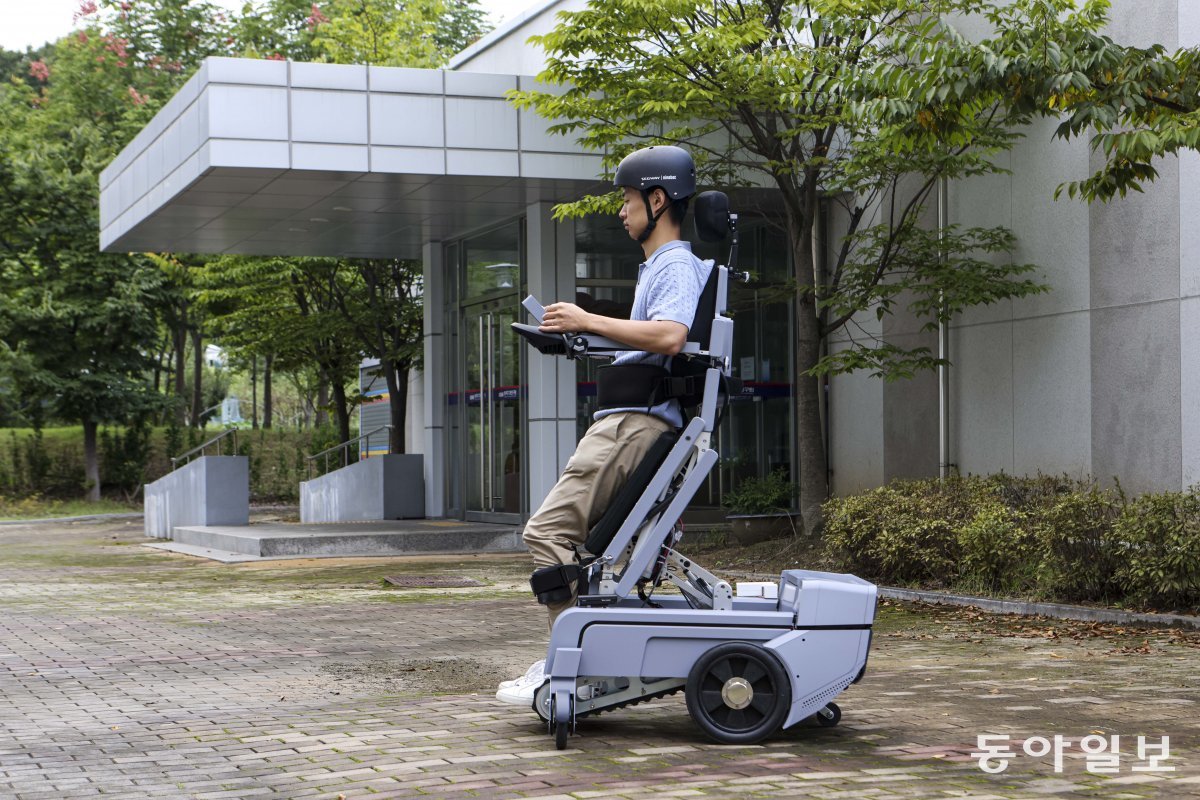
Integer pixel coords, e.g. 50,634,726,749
263,353,274,429
190,327,203,427
330,378,351,450
792,225,829,537
383,362,407,454
316,379,329,427
173,318,187,426
794,297,828,536
251,354,258,429
153,336,166,395
83,418,100,502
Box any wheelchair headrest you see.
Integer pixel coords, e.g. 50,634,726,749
693,191,731,243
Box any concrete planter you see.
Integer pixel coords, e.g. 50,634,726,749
143,455,249,539
726,512,802,546
300,454,425,523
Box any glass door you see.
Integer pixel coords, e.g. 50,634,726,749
463,297,523,521
445,219,524,523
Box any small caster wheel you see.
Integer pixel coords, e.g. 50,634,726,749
685,642,791,745
549,691,574,750
555,717,569,750
815,702,841,727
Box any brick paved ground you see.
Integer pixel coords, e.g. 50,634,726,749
1,519,1198,799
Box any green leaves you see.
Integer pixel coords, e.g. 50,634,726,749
0,32,169,428
514,0,1196,392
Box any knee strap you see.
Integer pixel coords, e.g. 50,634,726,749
530,563,583,606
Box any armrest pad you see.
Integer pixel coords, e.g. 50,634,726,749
511,323,639,357
511,323,566,355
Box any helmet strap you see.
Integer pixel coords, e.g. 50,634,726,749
635,189,671,244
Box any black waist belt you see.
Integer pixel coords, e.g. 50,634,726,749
596,361,713,410
596,363,669,410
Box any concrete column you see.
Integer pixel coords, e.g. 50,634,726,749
407,369,425,455
422,240,446,517
524,202,578,514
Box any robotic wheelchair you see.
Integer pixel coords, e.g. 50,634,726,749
512,191,877,749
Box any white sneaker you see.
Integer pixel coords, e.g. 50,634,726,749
496,665,547,706
498,659,545,690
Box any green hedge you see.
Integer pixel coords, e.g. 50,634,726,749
0,425,348,503
824,475,1200,612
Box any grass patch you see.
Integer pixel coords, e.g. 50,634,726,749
0,496,140,520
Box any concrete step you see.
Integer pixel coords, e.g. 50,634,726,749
167,520,525,561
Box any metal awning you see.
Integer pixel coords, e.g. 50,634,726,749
99,57,606,258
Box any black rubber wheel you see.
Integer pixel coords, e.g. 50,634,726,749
554,717,569,750
549,693,572,750
815,702,841,728
685,642,791,745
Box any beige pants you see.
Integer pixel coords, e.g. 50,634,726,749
522,411,674,628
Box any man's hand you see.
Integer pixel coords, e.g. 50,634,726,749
539,302,593,334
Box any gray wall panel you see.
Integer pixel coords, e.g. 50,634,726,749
950,151,1014,329
1010,118,1091,318
1183,149,1200,299
291,90,369,144
950,322,1013,476
1012,312,1091,476
370,95,445,147
1090,301,1182,493
881,331,939,480
1180,0,1199,47
1182,297,1200,488
828,344,884,495
444,98,518,149
1105,0,1177,49
207,85,288,141
1089,156,1180,309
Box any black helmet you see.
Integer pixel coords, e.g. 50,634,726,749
613,145,696,199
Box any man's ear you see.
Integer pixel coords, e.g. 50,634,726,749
650,187,670,214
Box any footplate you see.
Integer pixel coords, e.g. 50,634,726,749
534,676,686,722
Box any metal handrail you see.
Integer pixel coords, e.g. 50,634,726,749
305,425,394,477
171,428,239,470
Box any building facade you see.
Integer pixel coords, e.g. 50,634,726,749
100,1,1200,523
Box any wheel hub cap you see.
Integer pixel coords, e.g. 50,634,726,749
721,677,754,709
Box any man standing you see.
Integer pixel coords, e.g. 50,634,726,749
497,145,710,705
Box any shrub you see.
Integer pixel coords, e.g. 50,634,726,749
958,502,1037,593
723,469,792,515
1114,490,1200,610
824,479,978,585
825,474,1122,594
824,474,1200,611
1035,487,1123,602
